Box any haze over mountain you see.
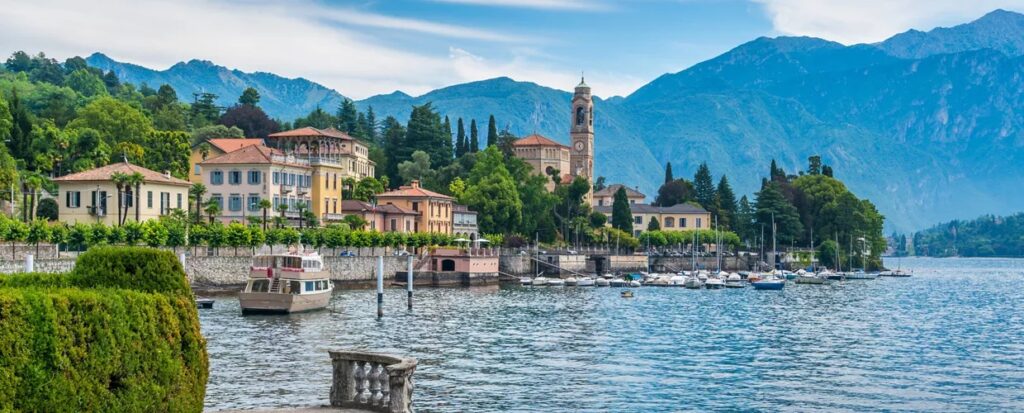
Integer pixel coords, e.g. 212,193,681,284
88,9,1024,232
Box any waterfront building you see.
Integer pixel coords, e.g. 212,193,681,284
267,127,375,224
452,204,479,240
511,78,595,200
594,203,711,237
592,184,646,207
189,138,265,183
53,162,190,225
198,145,312,224
511,134,571,191
376,180,453,234
340,200,418,232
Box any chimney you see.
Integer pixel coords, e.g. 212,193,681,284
410,180,420,188
164,170,171,179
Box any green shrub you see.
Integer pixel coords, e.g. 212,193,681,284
71,246,190,295
0,246,207,412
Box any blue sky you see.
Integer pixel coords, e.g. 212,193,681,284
1,0,1021,99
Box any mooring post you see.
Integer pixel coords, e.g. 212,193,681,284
377,255,384,318
406,255,414,310
24,254,33,272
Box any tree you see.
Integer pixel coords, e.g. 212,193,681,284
469,119,479,152
238,87,260,106
654,179,694,207
693,162,716,213
126,172,145,222
593,176,607,191
770,159,786,182
336,99,358,134
259,199,272,231
807,155,822,175
191,124,243,145
381,116,406,186
716,175,737,230
486,115,498,148
664,162,673,184
226,222,251,255
735,195,755,243
405,103,450,169
190,183,206,223
448,177,466,199
398,151,435,188
647,217,660,231
64,69,107,97
460,146,521,234
342,214,367,230
219,104,278,138
817,239,838,269
5,90,34,169
36,198,57,221
141,219,169,247
754,182,803,246
353,177,385,202
189,92,220,127
611,186,633,233
455,118,467,157
589,211,607,228
205,198,222,224
111,171,129,225
26,219,50,257
293,106,335,129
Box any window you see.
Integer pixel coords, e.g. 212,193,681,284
406,221,411,232
664,217,675,228
630,200,636,204
248,195,260,211
305,281,315,292
194,164,201,175
210,171,223,185
288,173,296,186
696,218,702,228
680,218,687,228
229,194,242,212
273,172,280,185
598,199,604,206
211,194,223,210
289,281,301,295
177,193,183,209
159,192,167,214
390,219,397,231
411,202,419,211
634,216,642,225
229,171,242,185
333,174,337,190
66,191,81,208
248,170,261,185
249,280,269,293
147,191,153,208
273,196,280,208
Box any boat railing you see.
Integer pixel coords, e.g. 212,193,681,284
329,350,417,413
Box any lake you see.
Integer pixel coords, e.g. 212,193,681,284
200,257,1024,412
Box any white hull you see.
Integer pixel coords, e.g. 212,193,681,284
239,290,331,314
577,278,596,287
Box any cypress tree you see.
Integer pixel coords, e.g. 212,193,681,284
365,106,378,142
486,115,498,148
647,217,660,231
716,175,737,230
664,162,673,184
611,187,634,234
469,119,479,152
455,118,467,157
442,115,453,163
694,162,716,212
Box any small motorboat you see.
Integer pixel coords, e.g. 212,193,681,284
577,277,596,287
595,278,611,287
704,276,725,289
751,278,786,290
669,274,687,287
520,277,532,286
547,278,565,286
796,272,826,284
531,277,549,286
683,276,703,289
879,269,912,277
564,277,578,286
196,298,215,309
845,270,878,280
609,278,629,287
621,290,634,298
724,273,744,288
629,280,642,288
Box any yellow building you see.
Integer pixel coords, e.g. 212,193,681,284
594,203,711,237
375,180,453,234
53,162,191,225
592,184,646,207
511,134,571,191
267,127,375,223
189,138,265,183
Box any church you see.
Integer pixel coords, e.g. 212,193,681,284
511,78,595,201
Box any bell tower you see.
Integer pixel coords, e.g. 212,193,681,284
570,77,594,199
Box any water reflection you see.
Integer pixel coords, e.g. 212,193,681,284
202,257,1024,412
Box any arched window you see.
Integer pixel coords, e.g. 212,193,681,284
664,217,675,228
441,259,456,272
575,107,585,126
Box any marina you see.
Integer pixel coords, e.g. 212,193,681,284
201,257,1024,412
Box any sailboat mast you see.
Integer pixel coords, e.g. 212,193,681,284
771,213,777,271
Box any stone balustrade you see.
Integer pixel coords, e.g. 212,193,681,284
329,350,417,413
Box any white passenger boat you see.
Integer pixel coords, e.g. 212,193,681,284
240,252,333,315
577,277,596,287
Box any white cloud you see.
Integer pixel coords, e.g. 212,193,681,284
310,7,531,43
430,0,607,11
754,0,1024,44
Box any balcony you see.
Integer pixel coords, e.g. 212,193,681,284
323,213,346,221
270,154,310,166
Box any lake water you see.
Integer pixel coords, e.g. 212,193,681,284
200,257,1024,412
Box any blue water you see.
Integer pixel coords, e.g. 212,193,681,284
201,257,1024,412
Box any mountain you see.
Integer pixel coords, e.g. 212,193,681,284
91,9,1024,231
85,53,345,120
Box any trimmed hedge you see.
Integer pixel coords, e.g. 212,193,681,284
0,247,208,412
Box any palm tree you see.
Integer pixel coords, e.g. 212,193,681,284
204,198,221,224
276,203,289,228
295,202,308,230
125,172,145,222
111,172,129,225
190,183,207,223
258,199,272,231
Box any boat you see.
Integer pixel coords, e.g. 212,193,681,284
520,277,532,286
547,278,566,286
629,280,642,288
704,275,725,289
669,274,687,286
795,273,826,284
196,298,215,309
239,251,333,315
751,278,785,290
531,277,549,286
620,290,634,298
564,277,578,286
725,273,744,288
595,278,611,287
577,277,596,286
609,278,629,287
879,269,912,277
844,270,878,280
683,276,703,289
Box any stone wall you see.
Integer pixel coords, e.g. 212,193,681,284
650,255,753,272
604,255,649,273
498,254,531,276
0,258,76,274
185,255,410,288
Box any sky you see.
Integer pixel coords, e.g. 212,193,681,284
1,0,1022,99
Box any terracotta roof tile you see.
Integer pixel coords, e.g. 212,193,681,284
377,181,452,200
512,134,568,148
53,162,190,186
199,145,305,167
594,184,646,198
205,138,264,153
268,126,354,140
594,203,708,214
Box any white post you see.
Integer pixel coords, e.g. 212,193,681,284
24,254,34,272
377,255,384,318
406,255,414,310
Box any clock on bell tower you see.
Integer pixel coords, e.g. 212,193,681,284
570,76,594,197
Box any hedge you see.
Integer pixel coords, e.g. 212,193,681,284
0,247,208,412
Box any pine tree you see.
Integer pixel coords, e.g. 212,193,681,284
716,175,737,230
735,195,754,243
455,118,467,157
754,182,803,245
486,115,498,148
469,119,479,152
382,116,406,186
694,162,716,213
337,98,358,134
611,187,633,234
405,103,450,169
769,159,786,182
664,162,673,184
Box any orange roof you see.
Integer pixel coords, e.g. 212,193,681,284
206,138,264,153
53,162,191,186
513,134,568,148
268,126,354,141
199,145,304,167
377,180,452,200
